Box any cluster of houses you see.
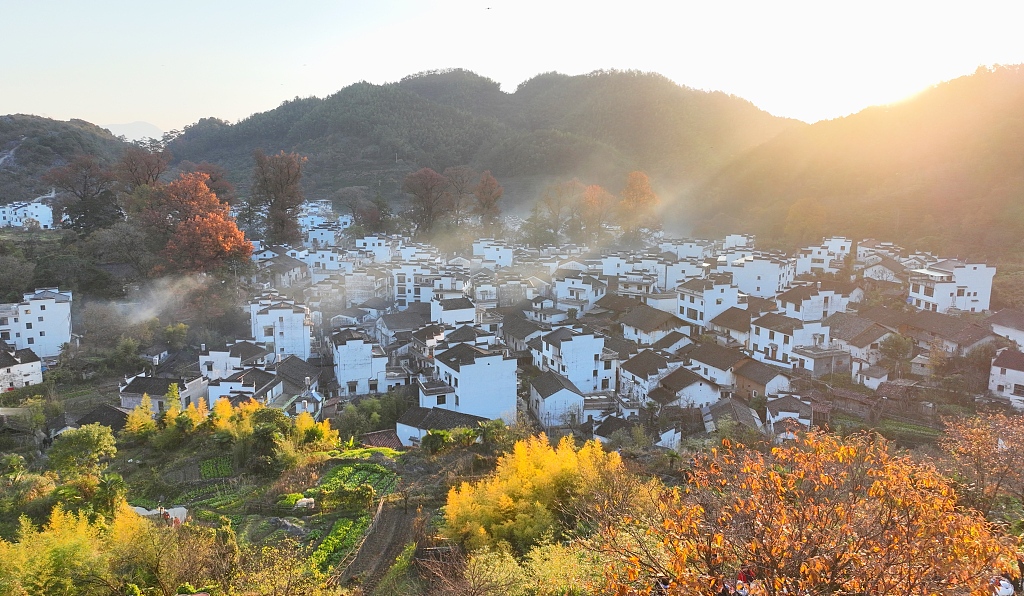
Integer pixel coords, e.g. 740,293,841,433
12,201,1024,451
0,190,57,230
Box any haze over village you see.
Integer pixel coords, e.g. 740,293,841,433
3,3,1024,595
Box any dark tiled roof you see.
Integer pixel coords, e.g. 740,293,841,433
594,294,644,314
603,336,639,360
735,359,785,385
705,397,762,432
660,366,710,392
993,349,1024,372
745,297,778,315
858,305,913,330
542,327,576,347
710,307,751,332
359,297,393,310
685,343,747,371
531,371,583,399
651,331,690,352
272,356,321,388
75,404,130,433
619,304,685,333
621,349,673,379
396,406,490,431
122,376,184,397
988,309,1024,332
593,416,635,438
229,341,269,363
777,285,819,303
381,311,430,332
331,328,374,346
752,313,803,334
435,343,491,372
905,311,994,346
446,325,488,343
766,394,811,418
360,429,404,450
439,297,475,310
823,312,889,348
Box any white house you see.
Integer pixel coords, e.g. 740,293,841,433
421,343,518,422
718,252,796,298
0,288,73,358
0,345,42,389
988,309,1024,348
649,366,720,410
989,348,1024,410
678,275,740,333
472,239,514,268
430,297,476,327
331,328,388,397
908,260,995,314
619,349,684,412
619,304,689,346
535,326,618,393
765,394,814,442
750,313,830,369
354,236,393,262
199,341,271,381
529,371,585,430
552,270,606,314
248,294,313,360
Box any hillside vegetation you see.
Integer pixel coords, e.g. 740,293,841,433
690,64,1024,258
165,69,799,203
0,115,126,201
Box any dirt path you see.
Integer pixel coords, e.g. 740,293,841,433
341,503,419,593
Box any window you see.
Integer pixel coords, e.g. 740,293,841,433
40,305,46,310
27,338,33,345
769,330,775,340
436,394,446,405
957,288,965,297
369,380,378,392
1014,384,1024,398
37,316,43,322
39,331,44,337
1001,368,1007,375
604,361,612,370
278,316,284,322
0,317,6,326
25,323,31,330
264,326,274,337
348,381,358,394
602,378,610,390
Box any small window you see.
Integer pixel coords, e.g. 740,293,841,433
39,331,44,337
27,338,33,345
25,323,32,330
40,305,45,311
37,316,43,322
437,394,446,405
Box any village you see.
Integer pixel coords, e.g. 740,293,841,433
3,197,1020,452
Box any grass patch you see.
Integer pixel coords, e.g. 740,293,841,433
310,462,397,498
373,541,420,596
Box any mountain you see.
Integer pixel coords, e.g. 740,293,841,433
689,65,1024,259
102,121,164,142
166,69,801,206
0,114,126,202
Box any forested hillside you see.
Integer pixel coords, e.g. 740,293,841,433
689,64,1024,258
0,115,126,201
165,69,800,203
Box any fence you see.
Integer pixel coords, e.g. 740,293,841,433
335,492,389,582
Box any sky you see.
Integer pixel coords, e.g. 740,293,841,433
2,0,1023,132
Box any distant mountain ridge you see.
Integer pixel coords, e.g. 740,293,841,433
0,115,126,202
165,69,801,203
688,64,1024,258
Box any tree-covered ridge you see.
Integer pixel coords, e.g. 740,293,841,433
164,69,798,200
691,64,1024,258
0,114,126,201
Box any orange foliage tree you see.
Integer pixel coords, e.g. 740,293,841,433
474,170,504,230
597,432,1017,596
618,171,659,236
141,172,251,273
581,184,616,243
939,412,1024,519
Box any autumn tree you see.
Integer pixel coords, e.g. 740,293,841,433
44,154,121,235
474,170,504,231
443,165,476,228
251,149,306,244
596,432,1018,596
444,434,624,555
403,167,450,236
49,423,117,478
580,184,616,244
184,161,236,203
618,171,660,240
939,412,1024,519
141,172,251,273
116,140,171,192
538,179,585,240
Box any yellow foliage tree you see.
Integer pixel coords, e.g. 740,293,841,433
598,432,1018,596
124,393,156,438
211,397,234,434
444,434,623,554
